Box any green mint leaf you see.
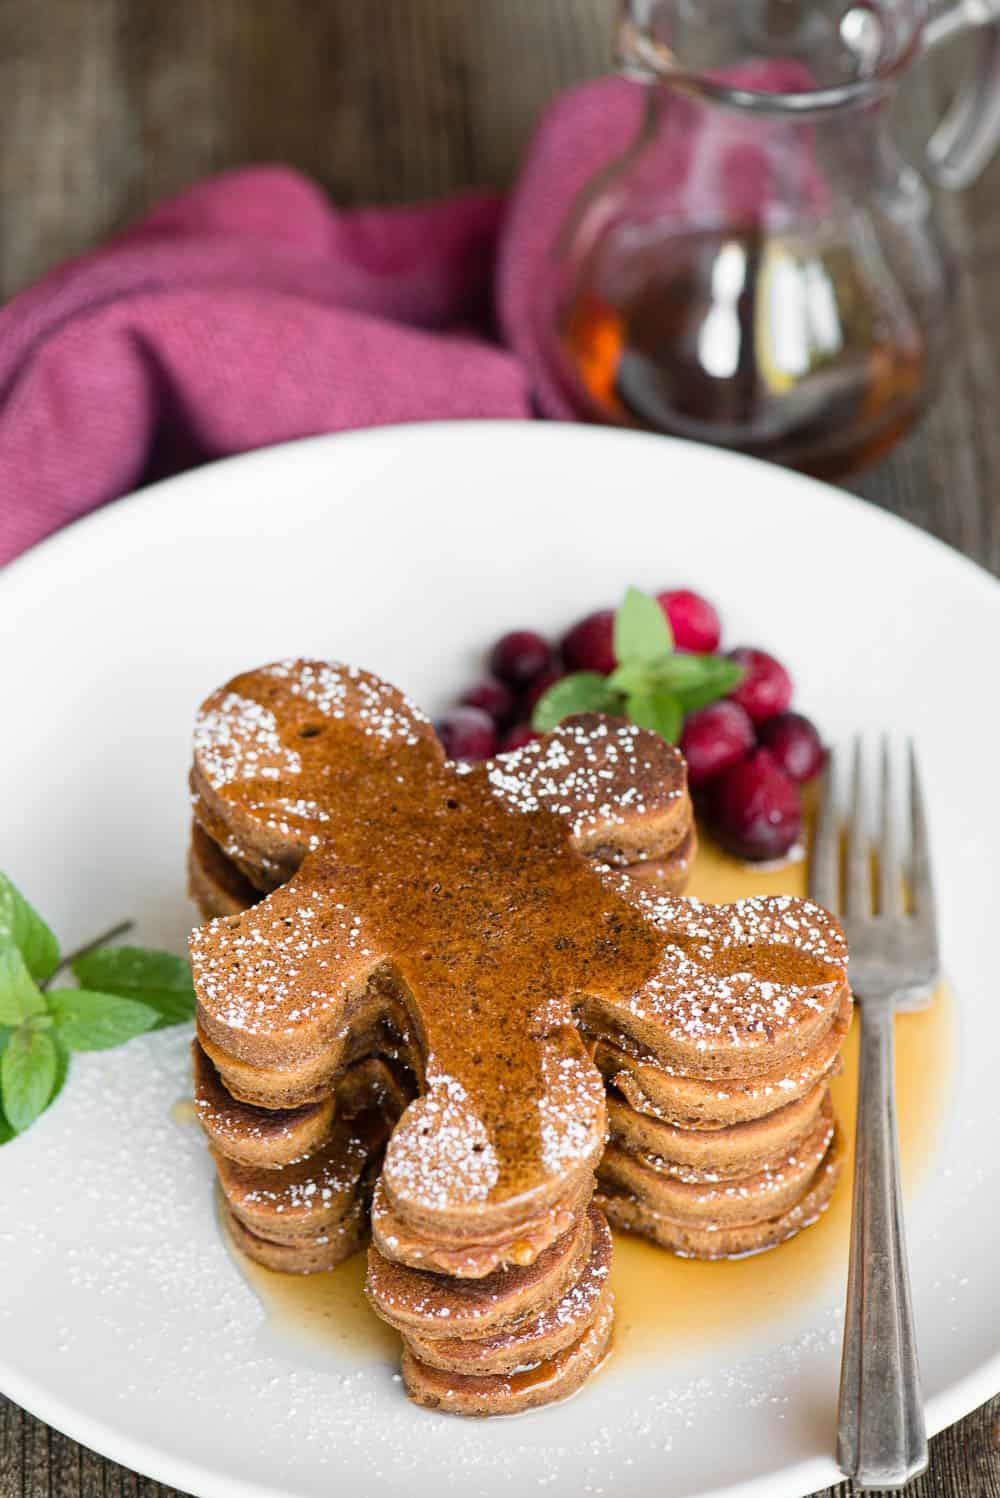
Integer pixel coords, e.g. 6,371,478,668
46,1035,69,1116
0,1028,69,1142
0,947,47,1026
626,690,683,744
605,662,651,696
1,1024,58,1132
613,587,673,667
673,658,746,714
71,946,195,1029
649,654,724,689
0,873,60,982
531,673,622,733
47,989,159,1051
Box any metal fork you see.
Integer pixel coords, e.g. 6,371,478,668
810,739,940,1489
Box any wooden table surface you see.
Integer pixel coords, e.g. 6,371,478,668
0,2,997,1494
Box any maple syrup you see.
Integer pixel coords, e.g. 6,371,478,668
169,1097,198,1127
218,1196,398,1365
221,827,954,1365
558,228,926,481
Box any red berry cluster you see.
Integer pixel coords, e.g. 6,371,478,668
437,591,823,863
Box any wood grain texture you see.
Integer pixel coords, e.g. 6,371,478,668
0,2,997,1494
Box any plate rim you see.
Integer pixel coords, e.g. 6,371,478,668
2,420,999,607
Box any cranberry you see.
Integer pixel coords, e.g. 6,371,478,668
726,647,794,724
459,677,514,724
499,724,541,754
520,668,565,720
657,589,721,653
709,749,802,862
435,706,497,762
560,610,616,674
679,701,756,789
488,630,553,688
757,712,824,784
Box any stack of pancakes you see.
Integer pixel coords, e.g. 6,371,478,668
184,659,848,1415
588,890,849,1257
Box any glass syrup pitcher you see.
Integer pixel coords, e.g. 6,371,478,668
543,0,1000,478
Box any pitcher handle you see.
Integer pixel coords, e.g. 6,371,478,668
925,2,1000,188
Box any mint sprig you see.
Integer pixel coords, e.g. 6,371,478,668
613,586,673,665
46,990,159,1051
0,873,197,1142
0,873,59,983
72,946,196,1029
533,586,743,744
2,1023,59,1133
531,672,620,732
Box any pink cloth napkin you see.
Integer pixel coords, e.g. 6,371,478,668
0,70,810,565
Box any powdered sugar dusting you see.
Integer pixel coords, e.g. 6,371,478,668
536,1048,606,1177
236,1132,371,1215
486,718,682,836
383,1077,500,1207
190,894,382,1038
262,659,431,747
195,692,302,787
598,870,849,1055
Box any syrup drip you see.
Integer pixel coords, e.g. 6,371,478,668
221,825,954,1362
217,1194,398,1365
170,1097,198,1127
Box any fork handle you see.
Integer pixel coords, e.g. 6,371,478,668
838,996,928,1487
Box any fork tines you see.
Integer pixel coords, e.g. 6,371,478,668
809,737,939,1006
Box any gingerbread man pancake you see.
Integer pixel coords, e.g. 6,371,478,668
186,660,848,1413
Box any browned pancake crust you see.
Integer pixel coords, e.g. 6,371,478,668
400,1280,614,1416
215,1108,388,1244
195,979,423,1111
590,987,851,1129
624,824,697,892
222,1197,367,1273
366,1211,591,1340
597,1125,843,1259
403,1207,612,1376
188,823,264,919
599,1099,834,1228
606,1082,830,1182
193,1042,412,1170
370,1175,594,1278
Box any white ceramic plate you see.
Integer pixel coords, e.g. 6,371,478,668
0,422,996,1498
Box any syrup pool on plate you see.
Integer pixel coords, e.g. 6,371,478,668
218,828,955,1364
